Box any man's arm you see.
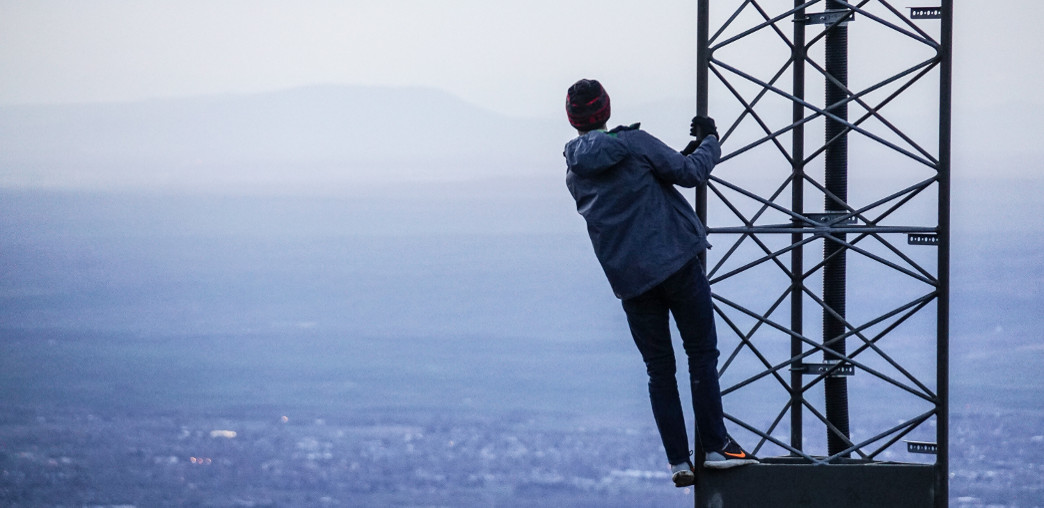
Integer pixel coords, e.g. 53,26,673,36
635,131,721,188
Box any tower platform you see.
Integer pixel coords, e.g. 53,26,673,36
695,457,937,508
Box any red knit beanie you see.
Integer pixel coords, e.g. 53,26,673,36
566,79,611,131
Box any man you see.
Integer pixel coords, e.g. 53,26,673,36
563,79,757,488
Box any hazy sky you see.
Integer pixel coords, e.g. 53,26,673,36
1,0,1040,120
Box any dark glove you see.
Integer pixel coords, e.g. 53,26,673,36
681,139,701,156
690,115,718,140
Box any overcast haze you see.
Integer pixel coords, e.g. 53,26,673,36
2,1,1043,185
0,1,700,119
1,1,1041,118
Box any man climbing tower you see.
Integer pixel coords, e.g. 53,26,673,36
563,79,758,488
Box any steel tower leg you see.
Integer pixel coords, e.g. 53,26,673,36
696,0,710,272
936,2,953,505
822,0,851,457
790,0,807,456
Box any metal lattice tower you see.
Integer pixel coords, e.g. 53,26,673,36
694,1,950,506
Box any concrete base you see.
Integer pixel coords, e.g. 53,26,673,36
695,457,937,508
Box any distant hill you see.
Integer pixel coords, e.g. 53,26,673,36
0,85,567,192
2,83,1031,193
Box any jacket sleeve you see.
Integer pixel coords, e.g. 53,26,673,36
633,130,720,188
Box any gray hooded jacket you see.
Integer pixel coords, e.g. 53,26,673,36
565,124,720,300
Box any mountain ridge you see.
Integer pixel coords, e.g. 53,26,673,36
0,84,567,191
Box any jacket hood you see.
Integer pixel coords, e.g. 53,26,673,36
564,129,630,177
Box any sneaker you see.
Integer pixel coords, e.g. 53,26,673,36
670,462,696,487
703,436,759,469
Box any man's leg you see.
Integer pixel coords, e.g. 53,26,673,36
622,289,691,467
662,259,728,453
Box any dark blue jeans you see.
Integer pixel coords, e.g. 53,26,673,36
621,257,727,466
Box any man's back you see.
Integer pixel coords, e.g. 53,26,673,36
564,125,720,299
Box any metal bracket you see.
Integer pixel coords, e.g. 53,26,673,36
908,233,939,246
797,10,855,26
909,7,943,20
794,362,855,377
802,212,858,226
906,441,938,454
